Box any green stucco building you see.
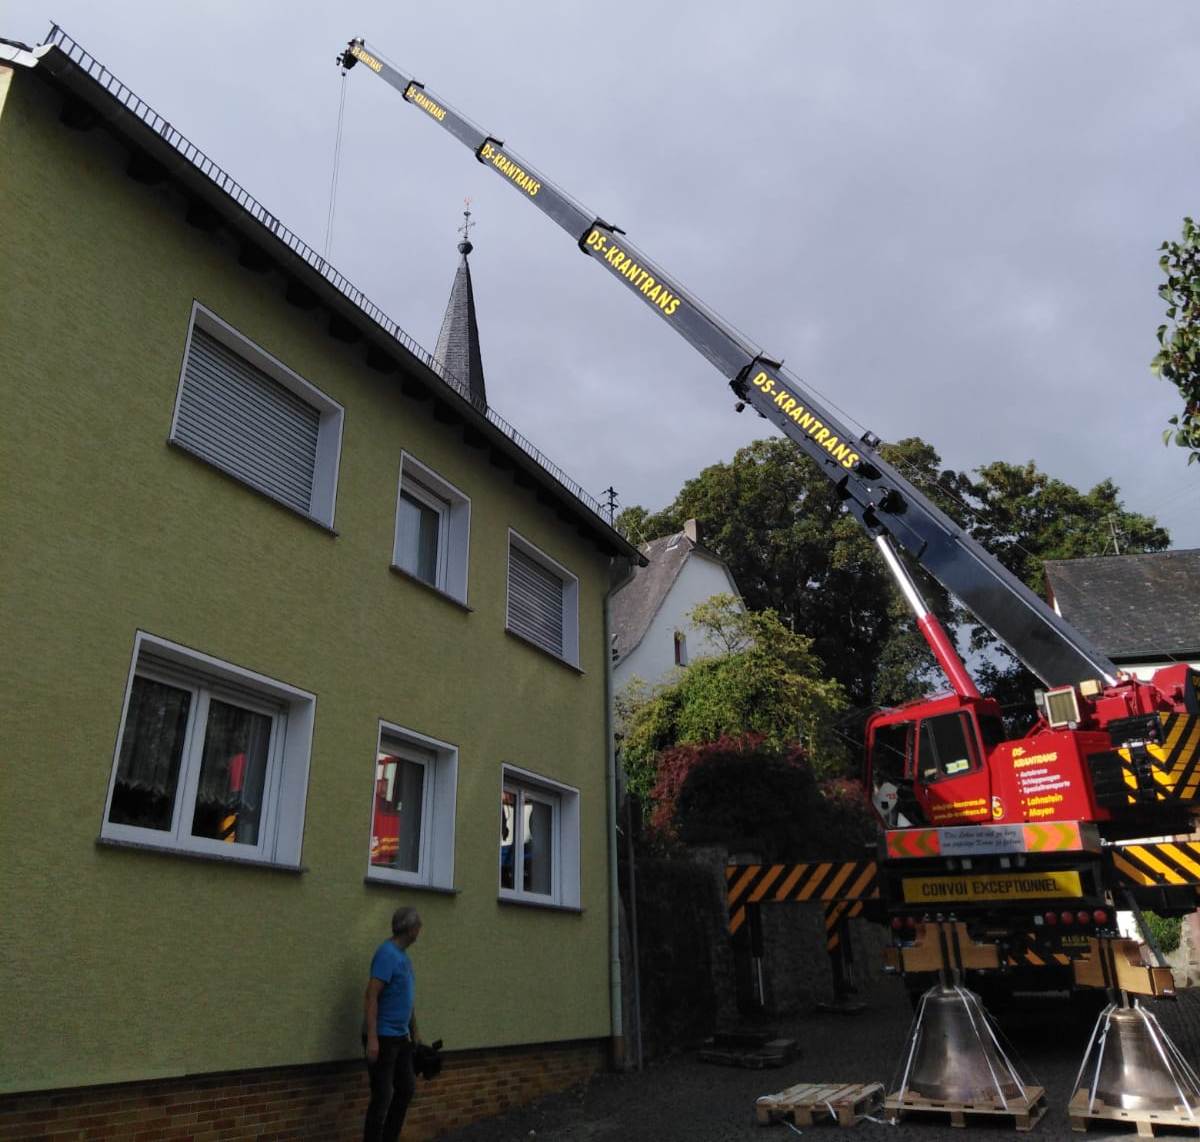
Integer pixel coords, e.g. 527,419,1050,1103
0,28,638,1138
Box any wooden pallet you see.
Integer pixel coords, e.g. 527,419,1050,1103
1069,1088,1200,1137
756,1082,884,1127
885,1085,1047,1131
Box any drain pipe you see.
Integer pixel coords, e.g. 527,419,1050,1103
605,553,639,1070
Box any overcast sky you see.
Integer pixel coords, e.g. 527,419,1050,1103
11,2,1199,547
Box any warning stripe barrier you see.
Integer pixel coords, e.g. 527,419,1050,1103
1118,715,1200,801
726,861,878,935
1112,840,1200,888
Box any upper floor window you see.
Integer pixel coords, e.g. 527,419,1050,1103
170,305,343,527
506,531,579,667
368,722,458,890
392,453,470,603
101,632,316,867
499,765,580,908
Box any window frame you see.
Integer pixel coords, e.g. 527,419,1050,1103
366,721,458,891
498,764,580,909
170,303,345,528
505,530,580,668
391,453,471,603
100,632,316,868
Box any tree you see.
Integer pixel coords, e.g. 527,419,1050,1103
959,460,1169,727
617,437,961,710
618,595,848,802
1152,217,1200,465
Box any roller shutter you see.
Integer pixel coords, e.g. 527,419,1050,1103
176,328,320,514
508,546,564,657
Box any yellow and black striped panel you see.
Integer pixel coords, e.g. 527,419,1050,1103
726,861,878,935
1117,714,1200,802
1111,840,1200,889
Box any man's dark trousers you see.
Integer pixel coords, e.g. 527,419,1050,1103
364,1036,415,1142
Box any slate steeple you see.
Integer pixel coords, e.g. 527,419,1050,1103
433,202,487,407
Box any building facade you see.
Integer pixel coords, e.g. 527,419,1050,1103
612,519,744,693
0,30,637,1139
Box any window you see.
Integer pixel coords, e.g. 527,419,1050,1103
367,723,457,890
499,766,580,908
506,531,579,666
102,633,315,867
392,454,470,602
170,305,343,527
917,712,981,782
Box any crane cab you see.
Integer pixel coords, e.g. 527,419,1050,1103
865,694,1008,829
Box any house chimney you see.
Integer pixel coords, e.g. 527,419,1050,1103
683,518,700,544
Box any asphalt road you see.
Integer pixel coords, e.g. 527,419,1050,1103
440,983,1200,1142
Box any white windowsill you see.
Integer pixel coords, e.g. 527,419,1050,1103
96,835,305,873
388,564,472,611
497,896,584,915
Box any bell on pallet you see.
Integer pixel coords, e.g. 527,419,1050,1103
893,984,1034,1105
1073,1001,1200,1115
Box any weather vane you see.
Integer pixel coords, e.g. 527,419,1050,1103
458,197,475,254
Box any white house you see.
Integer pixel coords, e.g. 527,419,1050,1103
611,519,743,692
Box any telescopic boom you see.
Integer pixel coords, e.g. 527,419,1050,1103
339,37,1117,689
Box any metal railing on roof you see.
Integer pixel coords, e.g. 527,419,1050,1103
44,25,611,525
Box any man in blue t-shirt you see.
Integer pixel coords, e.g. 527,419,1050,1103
363,907,422,1142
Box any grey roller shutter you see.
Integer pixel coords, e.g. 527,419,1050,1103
508,546,564,657
176,328,320,514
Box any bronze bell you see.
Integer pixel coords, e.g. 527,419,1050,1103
898,985,1029,1104
1076,1004,1200,1113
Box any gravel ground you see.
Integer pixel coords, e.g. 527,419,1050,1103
438,983,1200,1142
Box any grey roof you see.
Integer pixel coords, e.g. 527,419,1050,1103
1044,550,1200,661
433,241,486,406
6,27,638,561
611,530,734,661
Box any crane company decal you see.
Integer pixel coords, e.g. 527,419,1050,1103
1011,746,1071,820
900,870,1083,904
349,43,384,73
583,230,681,315
404,84,448,122
928,796,989,823
479,143,541,197
748,372,860,469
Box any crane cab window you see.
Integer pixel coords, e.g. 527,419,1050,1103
917,713,980,783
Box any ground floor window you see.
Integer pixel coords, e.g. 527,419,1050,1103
367,722,458,890
499,765,580,908
101,633,315,867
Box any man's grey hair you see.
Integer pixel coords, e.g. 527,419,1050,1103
391,906,421,938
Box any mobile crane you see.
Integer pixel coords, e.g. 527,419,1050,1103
336,38,1200,1007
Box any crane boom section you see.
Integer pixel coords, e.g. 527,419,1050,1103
344,38,1118,689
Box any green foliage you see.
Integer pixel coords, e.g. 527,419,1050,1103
964,461,1169,597
1143,911,1182,955
959,460,1169,728
618,595,849,802
616,438,957,709
1152,217,1200,464
621,434,1170,725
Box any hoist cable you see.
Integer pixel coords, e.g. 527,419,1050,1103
323,69,349,264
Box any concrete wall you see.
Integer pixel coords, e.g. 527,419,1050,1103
0,65,616,1094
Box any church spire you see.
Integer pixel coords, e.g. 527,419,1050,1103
433,200,486,407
